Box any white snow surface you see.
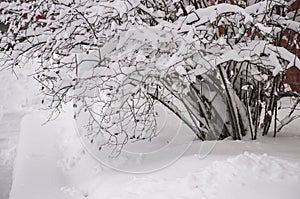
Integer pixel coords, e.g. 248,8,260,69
0,59,40,114
109,153,300,199
9,99,300,199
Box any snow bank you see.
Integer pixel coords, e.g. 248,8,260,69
107,152,300,199
10,99,300,199
8,94,300,197
9,112,69,199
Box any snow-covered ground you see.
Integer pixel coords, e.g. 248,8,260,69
0,63,38,199
8,98,300,199
1,62,300,199
0,113,23,199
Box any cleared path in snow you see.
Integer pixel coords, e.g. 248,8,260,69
0,112,23,199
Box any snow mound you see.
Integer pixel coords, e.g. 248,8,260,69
107,152,300,199
205,152,300,181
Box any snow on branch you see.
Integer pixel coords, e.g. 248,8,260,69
1,0,299,151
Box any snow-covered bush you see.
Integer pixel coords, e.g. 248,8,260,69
1,0,300,153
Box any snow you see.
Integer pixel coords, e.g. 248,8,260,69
1,1,300,198
186,4,253,25
1,64,300,199
1,44,299,199
0,105,3,121
0,59,40,114
0,112,24,199
9,112,67,199
0,57,40,199
0,146,16,166
108,153,300,199
0,60,299,199
8,97,300,199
